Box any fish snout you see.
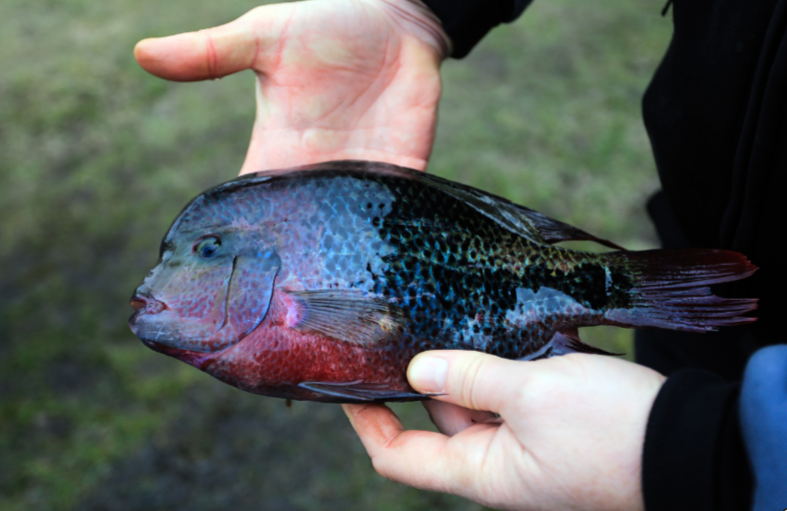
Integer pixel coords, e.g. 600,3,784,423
130,293,167,315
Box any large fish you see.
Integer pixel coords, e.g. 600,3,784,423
128,161,757,403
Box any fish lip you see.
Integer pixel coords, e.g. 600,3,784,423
130,297,145,311
127,296,166,331
128,309,142,327
129,293,170,315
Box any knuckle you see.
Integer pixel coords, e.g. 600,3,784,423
508,365,533,400
556,353,592,382
455,353,491,410
517,354,592,409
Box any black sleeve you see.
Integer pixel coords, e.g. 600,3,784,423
642,369,753,511
420,0,533,58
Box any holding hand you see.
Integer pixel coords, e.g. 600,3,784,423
134,0,449,174
135,5,670,509
343,352,666,511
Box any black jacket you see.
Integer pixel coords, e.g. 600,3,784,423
422,0,787,508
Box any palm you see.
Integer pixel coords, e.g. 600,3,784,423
345,354,662,510
135,0,444,173
431,416,619,509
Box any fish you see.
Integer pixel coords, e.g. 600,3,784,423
128,160,758,403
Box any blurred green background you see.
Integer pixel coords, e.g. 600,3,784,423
0,0,671,509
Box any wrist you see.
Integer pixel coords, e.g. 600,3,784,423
360,0,452,58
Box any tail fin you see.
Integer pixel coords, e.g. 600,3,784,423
604,249,758,333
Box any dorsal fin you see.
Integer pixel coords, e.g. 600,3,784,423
286,289,408,346
243,160,625,250
253,160,625,250
414,172,626,250
510,204,625,250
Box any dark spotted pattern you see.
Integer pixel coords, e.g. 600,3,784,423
363,174,634,360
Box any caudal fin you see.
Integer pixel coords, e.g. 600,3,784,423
604,249,758,333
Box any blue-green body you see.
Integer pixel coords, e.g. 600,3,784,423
129,161,756,402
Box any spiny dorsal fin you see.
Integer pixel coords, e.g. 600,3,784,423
286,289,408,346
419,174,626,250
245,160,626,250
509,205,626,250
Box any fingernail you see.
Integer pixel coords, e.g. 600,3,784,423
409,356,448,392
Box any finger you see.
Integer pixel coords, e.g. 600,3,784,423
407,350,535,415
422,400,497,436
134,5,287,81
134,29,253,81
341,402,448,490
342,403,407,453
342,403,499,495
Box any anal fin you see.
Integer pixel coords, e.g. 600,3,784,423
530,329,623,360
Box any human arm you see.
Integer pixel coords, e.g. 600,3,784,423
641,344,787,511
343,351,666,511
420,0,532,57
740,345,787,511
640,367,753,511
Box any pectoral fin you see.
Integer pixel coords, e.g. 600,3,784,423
286,289,408,346
298,381,439,402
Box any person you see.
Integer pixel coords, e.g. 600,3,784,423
133,1,787,509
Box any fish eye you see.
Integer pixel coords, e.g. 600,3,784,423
194,235,222,259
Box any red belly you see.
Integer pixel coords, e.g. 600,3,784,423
191,290,413,400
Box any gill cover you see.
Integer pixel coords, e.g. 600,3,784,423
225,247,281,342
192,245,281,352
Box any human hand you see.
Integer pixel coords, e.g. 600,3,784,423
343,352,666,511
134,0,449,174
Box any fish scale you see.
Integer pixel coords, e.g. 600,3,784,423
129,160,758,403
371,181,604,357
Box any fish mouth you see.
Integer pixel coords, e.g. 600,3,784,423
127,262,234,353
129,293,169,317
127,292,167,336
128,257,265,356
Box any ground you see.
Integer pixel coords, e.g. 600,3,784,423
0,1,670,509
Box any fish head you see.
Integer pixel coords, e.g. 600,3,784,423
129,188,280,356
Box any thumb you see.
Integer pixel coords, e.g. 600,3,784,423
407,350,529,415
134,5,287,81
134,27,254,82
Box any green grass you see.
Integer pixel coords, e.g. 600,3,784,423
0,1,671,509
